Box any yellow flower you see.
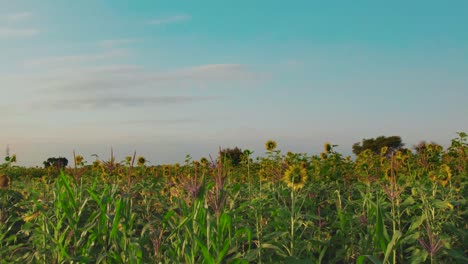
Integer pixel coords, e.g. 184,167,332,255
258,168,268,182
439,164,451,187
282,165,308,191
380,157,386,166
380,146,388,156
75,155,84,165
384,167,392,180
402,155,409,165
265,140,277,151
125,156,132,163
200,157,209,167
446,202,454,210
428,171,436,182
22,211,40,222
92,160,101,168
320,152,327,160
163,165,171,177
137,156,146,166
324,143,332,154
395,151,402,159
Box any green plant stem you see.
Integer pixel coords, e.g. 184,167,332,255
290,189,295,257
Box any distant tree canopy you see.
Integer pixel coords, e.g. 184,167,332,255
43,157,68,169
219,147,243,166
352,136,404,156
413,141,443,154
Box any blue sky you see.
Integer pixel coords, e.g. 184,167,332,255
1,0,467,166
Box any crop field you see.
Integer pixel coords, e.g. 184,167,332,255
0,134,467,264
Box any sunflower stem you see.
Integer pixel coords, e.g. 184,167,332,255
290,188,295,256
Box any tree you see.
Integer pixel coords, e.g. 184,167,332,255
43,157,68,169
219,147,244,166
352,136,404,156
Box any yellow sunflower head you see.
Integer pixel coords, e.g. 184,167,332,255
320,152,327,160
380,146,388,156
324,142,332,154
75,155,84,165
283,165,308,191
137,156,146,166
401,155,409,165
258,168,269,182
428,171,437,182
384,167,392,181
92,160,101,168
125,156,132,163
163,165,172,177
200,157,209,167
265,140,277,151
439,164,452,187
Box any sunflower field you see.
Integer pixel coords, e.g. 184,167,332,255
0,133,467,263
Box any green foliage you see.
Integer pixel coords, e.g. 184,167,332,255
220,147,244,166
43,157,68,169
0,132,467,263
353,136,404,156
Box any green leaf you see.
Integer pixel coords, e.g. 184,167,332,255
110,199,122,241
356,255,382,264
383,231,402,264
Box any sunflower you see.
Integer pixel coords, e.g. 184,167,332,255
428,171,437,182
200,157,209,167
380,146,388,156
320,152,327,160
439,164,451,187
92,160,101,168
125,156,132,163
384,167,392,181
401,155,409,166
137,156,146,166
163,165,171,177
380,157,386,166
265,140,277,151
282,165,308,191
75,155,84,165
324,143,332,154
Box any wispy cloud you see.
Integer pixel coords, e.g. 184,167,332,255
30,96,219,110
24,50,128,67
97,38,140,48
0,27,39,38
4,12,32,22
10,62,258,94
0,12,37,38
89,118,201,126
147,14,191,25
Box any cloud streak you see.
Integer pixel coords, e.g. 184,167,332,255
0,12,37,38
4,12,32,22
147,14,191,25
97,38,140,48
7,62,258,94
29,96,219,110
0,27,39,38
24,50,128,67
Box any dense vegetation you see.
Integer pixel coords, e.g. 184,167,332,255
0,133,467,263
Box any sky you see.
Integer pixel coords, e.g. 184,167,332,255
1,0,467,166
